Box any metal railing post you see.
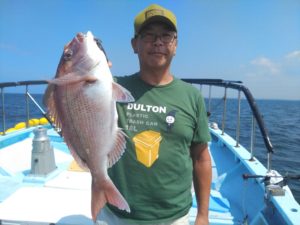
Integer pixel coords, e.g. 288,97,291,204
250,115,256,161
221,87,227,135
267,152,272,172
208,85,212,114
1,88,6,134
25,85,30,128
235,90,241,147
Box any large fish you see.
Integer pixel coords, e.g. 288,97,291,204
43,31,133,221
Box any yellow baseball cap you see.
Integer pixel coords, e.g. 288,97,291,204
134,4,177,35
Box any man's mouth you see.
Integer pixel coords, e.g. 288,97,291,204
149,51,165,55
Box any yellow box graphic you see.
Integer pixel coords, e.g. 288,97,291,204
133,130,162,168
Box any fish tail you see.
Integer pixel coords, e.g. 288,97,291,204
91,178,130,221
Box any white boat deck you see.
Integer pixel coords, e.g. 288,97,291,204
0,129,235,224
0,134,93,224
0,186,92,224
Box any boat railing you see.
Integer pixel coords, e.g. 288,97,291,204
182,79,274,171
0,80,49,135
0,79,274,171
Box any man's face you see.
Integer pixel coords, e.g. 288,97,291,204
132,22,177,70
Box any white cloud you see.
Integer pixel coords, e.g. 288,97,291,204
285,50,300,60
250,57,280,75
241,50,300,99
248,50,300,77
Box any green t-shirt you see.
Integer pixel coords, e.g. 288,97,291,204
108,73,211,224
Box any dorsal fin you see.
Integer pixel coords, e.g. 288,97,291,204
43,84,62,130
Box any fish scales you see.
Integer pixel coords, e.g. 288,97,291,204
61,85,107,165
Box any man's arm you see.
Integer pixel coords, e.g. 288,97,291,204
190,143,212,225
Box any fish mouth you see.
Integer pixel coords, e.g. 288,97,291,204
76,32,86,43
75,32,95,45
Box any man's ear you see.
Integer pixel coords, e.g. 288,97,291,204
131,38,138,54
173,39,178,55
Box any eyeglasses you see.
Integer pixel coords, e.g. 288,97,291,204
139,32,177,44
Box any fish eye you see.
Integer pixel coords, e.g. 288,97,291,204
64,49,73,60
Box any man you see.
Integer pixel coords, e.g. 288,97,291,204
98,4,212,225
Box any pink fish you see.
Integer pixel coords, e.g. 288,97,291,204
43,31,133,221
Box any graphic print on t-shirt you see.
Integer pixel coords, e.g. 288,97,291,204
132,130,162,167
165,110,177,132
124,103,176,167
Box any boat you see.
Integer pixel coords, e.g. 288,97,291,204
0,79,299,225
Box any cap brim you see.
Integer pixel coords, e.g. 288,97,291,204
137,16,177,34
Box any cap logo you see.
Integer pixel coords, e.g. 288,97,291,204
145,9,164,19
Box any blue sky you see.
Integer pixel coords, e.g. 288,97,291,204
1,0,299,100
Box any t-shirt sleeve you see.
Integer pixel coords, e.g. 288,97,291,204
192,93,211,144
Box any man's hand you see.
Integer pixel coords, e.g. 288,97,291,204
195,216,209,225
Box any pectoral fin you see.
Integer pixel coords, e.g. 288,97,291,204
112,82,135,103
